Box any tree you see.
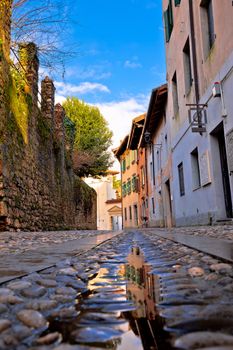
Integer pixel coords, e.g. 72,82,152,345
63,97,113,177
11,0,76,76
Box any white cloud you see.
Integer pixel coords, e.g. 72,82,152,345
94,96,149,148
65,63,112,81
124,60,142,69
54,81,111,96
55,94,67,104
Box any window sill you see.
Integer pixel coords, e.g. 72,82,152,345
204,41,216,62
192,185,201,192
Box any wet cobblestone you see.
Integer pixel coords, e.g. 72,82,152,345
149,225,233,241
0,231,111,255
0,230,232,349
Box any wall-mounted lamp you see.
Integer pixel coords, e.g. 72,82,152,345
144,130,151,144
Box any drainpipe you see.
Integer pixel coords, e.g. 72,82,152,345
189,0,199,103
152,144,155,186
188,0,201,127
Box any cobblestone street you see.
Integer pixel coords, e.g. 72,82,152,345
0,226,232,349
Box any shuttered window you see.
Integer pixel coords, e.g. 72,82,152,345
174,0,181,6
121,159,126,172
178,162,185,196
164,0,173,42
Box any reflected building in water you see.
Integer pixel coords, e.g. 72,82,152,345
124,247,168,350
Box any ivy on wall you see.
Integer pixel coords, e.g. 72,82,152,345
8,66,31,144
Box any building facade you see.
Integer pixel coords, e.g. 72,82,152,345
163,0,233,225
140,84,173,228
85,171,122,230
114,114,146,228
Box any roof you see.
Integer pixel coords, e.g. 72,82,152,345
139,84,167,148
113,135,129,160
127,113,146,150
106,170,119,175
107,205,122,214
105,198,122,204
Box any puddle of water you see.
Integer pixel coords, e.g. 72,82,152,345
123,246,173,350
47,263,144,349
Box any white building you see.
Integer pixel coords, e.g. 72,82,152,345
163,0,233,225
85,171,122,230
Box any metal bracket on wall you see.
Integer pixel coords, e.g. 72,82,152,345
187,103,208,133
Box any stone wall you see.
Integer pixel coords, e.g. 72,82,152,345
0,8,97,231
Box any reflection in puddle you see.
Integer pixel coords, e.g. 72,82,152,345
124,246,172,350
47,244,173,349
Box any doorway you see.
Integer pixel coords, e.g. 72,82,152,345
134,204,138,227
212,123,232,218
164,179,173,228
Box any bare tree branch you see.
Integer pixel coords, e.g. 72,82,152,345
11,0,79,77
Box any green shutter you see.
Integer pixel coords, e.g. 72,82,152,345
122,159,126,172
175,0,181,6
169,0,173,27
127,180,131,195
164,9,170,42
164,1,173,42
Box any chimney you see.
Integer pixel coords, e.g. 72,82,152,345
18,42,39,104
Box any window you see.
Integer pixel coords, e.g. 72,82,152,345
131,150,137,164
122,182,127,197
129,206,132,220
141,167,145,187
200,0,215,54
172,71,179,116
126,153,130,169
183,38,192,94
132,174,137,192
165,134,168,158
156,150,160,171
127,179,131,194
134,204,138,225
191,148,201,190
122,159,126,172
152,198,155,214
174,0,181,6
136,176,140,192
124,208,127,221
164,0,173,42
178,162,185,196
150,162,153,182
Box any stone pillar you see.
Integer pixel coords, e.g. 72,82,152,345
54,103,65,181
41,76,55,130
54,104,65,144
0,1,12,58
18,42,39,104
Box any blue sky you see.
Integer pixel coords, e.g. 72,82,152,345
54,0,166,147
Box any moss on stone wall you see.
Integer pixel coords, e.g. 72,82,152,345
74,176,96,215
7,67,32,144
37,113,51,141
